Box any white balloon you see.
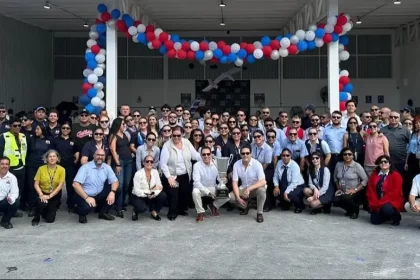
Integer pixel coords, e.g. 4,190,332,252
190,41,199,51
95,54,105,63
90,24,97,32
327,16,337,25
99,49,106,55
343,22,352,32
91,97,101,107
234,58,244,67
97,63,106,71
295,30,306,41
279,48,289,57
137,24,146,33
305,31,316,41
231,43,240,53
315,38,324,47
96,91,105,99
339,51,350,61
89,31,99,40
324,24,334,33
85,48,92,54
83,69,93,78
270,50,280,60
253,41,263,49
93,67,104,77
340,70,349,77
290,35,299,44
347,93,352,100
132,35,139,43
147,42,153,49
209,41,218,51
87,39,97,48
99,100,106,108
106,19,116,29
253,49,263,59
174,42,182,50
344,14,351,21
128,26,138,36
204,50,213,61
88,74,98,84
280,38,291,48
154,28,163,38
308,24,317,31
339,43,345,52
94,82,104,91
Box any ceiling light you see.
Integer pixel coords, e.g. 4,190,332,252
43,1,51,9
356,17,362,24
220,21,225,26
83,22,89,27
219,1,226,7
394,0,401,4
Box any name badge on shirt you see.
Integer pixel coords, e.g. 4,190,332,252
49,185,53,192
46,140,50,144
70,141,74,146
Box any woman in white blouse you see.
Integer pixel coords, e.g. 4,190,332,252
136,132,160,170
130,155,167,221
160,126,201,221
303,151,334,215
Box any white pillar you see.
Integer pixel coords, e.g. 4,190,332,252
327,0,339,113
106,24,118,120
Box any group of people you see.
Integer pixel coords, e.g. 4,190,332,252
0,100,419,229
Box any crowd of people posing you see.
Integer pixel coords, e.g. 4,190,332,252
0,101,419,229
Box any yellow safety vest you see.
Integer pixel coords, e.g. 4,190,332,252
2,131,27,167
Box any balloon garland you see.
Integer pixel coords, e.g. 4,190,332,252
80,3,354,113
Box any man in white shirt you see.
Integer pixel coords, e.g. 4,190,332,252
404,174,420,226
229,146,267,223
341,100,361,128
0,157,19,229
192,147,229,222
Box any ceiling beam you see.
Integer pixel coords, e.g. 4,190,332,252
281,0,327,34
112,0,162,27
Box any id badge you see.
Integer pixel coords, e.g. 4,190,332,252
354,152,358,160
49,185,53,192
340,179,346,189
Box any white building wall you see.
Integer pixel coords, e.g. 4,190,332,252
398,40,420,112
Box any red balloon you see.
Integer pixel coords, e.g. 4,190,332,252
339,76,350,85
240,42,248,49
339,101,346,111
181,41,190,51
101,12,111,22
210,57,219,63
337,15,348,25
152,39,161,49
164,40,174,50
262,46,272,57
159,32,169,42
145,25,155,33
334,25,343,34
317,23,326,29
125,31,131,38
217,41,226,49
116,20,127,32
270,40,280,50
222,45,231,55
146,32,155,41
199,41,208,51
134,20,141,27
288,44,298,55
95,18,103,24
187,51,196,60
245,44,255,54
177,49,187,59
323,33,332,44
91,45,100,54
167,49,176,58
82,83,92,93
339,83,344,91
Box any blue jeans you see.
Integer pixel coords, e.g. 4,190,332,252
113,159,133,210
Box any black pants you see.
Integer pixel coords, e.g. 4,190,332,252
162,174,190,217
370,203,401,225
334,192,361,215
73,184,119,216
26,166,40,209
264,167,275,209
130,192,167,214
0,199,19,223
328,154,339,175
9,167,25,207
277,185,305,209
62,163,76,207
34,192,61,223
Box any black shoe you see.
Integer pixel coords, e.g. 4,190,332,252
79,215,87,224
294,208,303,214
310,208,322,215
31,217,40,226
28,209,35,218
178,211,189,216
168,215,177,221
98,212,115,221
1,222,13,229
263,207,272,212
391,220,400,226
349,213,359,219
14,212,23,218
132,211,138,221
151,213,161,221
68,207,76,214
115,210,124,218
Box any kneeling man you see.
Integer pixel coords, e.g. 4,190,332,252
73,149,119,224
0,157,19,229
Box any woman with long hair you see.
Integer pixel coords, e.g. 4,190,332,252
132,110,141,128
147,114,159,137
189,128,204,151
80,127,110,165
183,121,192,139
227,116,238,131
157,125,172,149
98,115,110,141
109,118,133,218
136,132,160,170
303,151,334,215
405,115,420,197
191,119,199,130
199,135,221,157
247,115,259,135
343,117,367,166
364,121,389,176
182,110,191,124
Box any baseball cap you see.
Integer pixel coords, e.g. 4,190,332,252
400,107,411,113
35,106,46,112
149,106,156,111
304,104,316,112
80,108,89,114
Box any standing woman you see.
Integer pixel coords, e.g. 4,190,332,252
189,129,204,151
405,115,420,196
182,110,191,124
80,127,110,165
364,121,389,177
183,121,192,139
157,125,172,149
98,116,110,141
248,115,259,136
109,118,133,218
26,124,52,216
136,132,160,170
366,155,403,226
199,136,221,157
227,116,238,131
191,119,199,130
147,114,159,137
31,150,65,226
52,122,79,210
134,117,149,148
160,126,201,220
333,147,368,219
343,117,367,166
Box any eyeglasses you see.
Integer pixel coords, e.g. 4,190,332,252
265,124,273,127
176,109,183,112
205,140,214,143
389,116,399,119
133,114,141,117
267,135,276,139
232,132,241,135
281,154,291,158
262,111,270,115
0,110,6,113
311,119,320,122
163,129,171,133
312,156,320,160
62,127,71,130
90,116,97,120
100,120,109,124
364,116,372,119
94,133,104,136
242,129,249,132
205,122,212,125
280,115,288,118
254,135,262,139
241,152,250,155
145,160,154,164
21,118,28,122
371,108,379,111
229,121,236,123
348,122,357,125
309,132,317,136
332,116,341,119
147,138,156,142
289,133,297,136
162,109,170,112
222,114,229,117
12,124,21,128
139,121,146,124
369,125,377,128
184,126,192,129
249,119,257,121
403,122,413,126
379,160,389,164
343,153,353,156
212,118,219,121
220,127,228,130
292,121,300,124
194,134,202,137
172,134,182,138
80,114,89,117
202,153,211,157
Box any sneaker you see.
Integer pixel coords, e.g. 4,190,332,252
207,204,220,217
196,213,204,222
98,212,115,221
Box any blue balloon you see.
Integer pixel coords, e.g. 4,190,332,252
97,4,107,13
84,78,88,83
227,53,237,63
85,104,95,114
307,40,316,50
180,39,186,44
339,92,348,102
159,46,167,54
122,14,130,21
80,95,91,106
94,106,102,116
213,48,223,59
87,60,97,70
171,34,180,42
125,18,134,27
246,55,256,64
111,9,121,19
237,49,247,59
343,83,353,93
332,33,339,42
339,35,349,46
96,23,106,34
87,88,97,98
98,76,106,85
137,33,147,44
261,36,271,46
275,36,283,41
195,51,204,61
284,33,292,39
85,52,95,62
220,56,228,64
297,41,308,52
315,28,326,38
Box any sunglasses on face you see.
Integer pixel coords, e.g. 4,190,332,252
212,118,219,121
332,116,341,119
364,116,372,119
205,123,212,125
100,120,109,124
232,132,241,135
389,116,399,119
241,152,250,155
311,119,319,122
379,160,389,164
343,153,353,156
80,114,89,117
62,127,71,130
194,134,202,137
265,124,273,127
139,122,147,125
172,134,182,138
292,121,300,124
242,129,248,132
312,156,320,160
12,124,21,128
0,110,6,113
289,133,297,136
145,160,154,164
369,125,377,128
163,129,171,133
205,140,214,143
281,154,291,158
162,109,170,112
254,135,262,139
94,133,104,136
267,135,276,139
309,132,317,136
229,121,236,123
202,153,211,157
133,114,141,117
21,118,28,122
184,126,192,129
147,138,156,142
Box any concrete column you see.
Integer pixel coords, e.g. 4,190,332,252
106,23,118,120
327,0,339,113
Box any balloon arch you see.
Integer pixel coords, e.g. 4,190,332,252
81,3,354,114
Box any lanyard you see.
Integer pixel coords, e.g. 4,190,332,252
349,133,358,147
341,165,350,179
47,167,57,188
254,146,263,160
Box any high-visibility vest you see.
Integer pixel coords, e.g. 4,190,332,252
2,131,27,167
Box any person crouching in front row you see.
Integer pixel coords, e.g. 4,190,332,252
130,155,167,221
0,157,19,229
273,148,305,213
72,149,120,224
405,174,420,229
192,147,230,222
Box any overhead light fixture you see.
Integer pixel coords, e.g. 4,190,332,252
83,22,89,27
219,1,226,7
356,17,362,24
220,21,225,26
394,0,401,4
43,1,51,9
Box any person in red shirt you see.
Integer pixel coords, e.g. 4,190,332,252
366,155,404,226
285,116,304,140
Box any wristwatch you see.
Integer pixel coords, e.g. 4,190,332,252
355,187,358,192
111,190,117,193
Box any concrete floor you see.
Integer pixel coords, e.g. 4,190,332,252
1,204,420,279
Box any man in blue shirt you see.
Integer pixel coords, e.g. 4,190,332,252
282,128,308,171
73,149,119,224
323,110,346,174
